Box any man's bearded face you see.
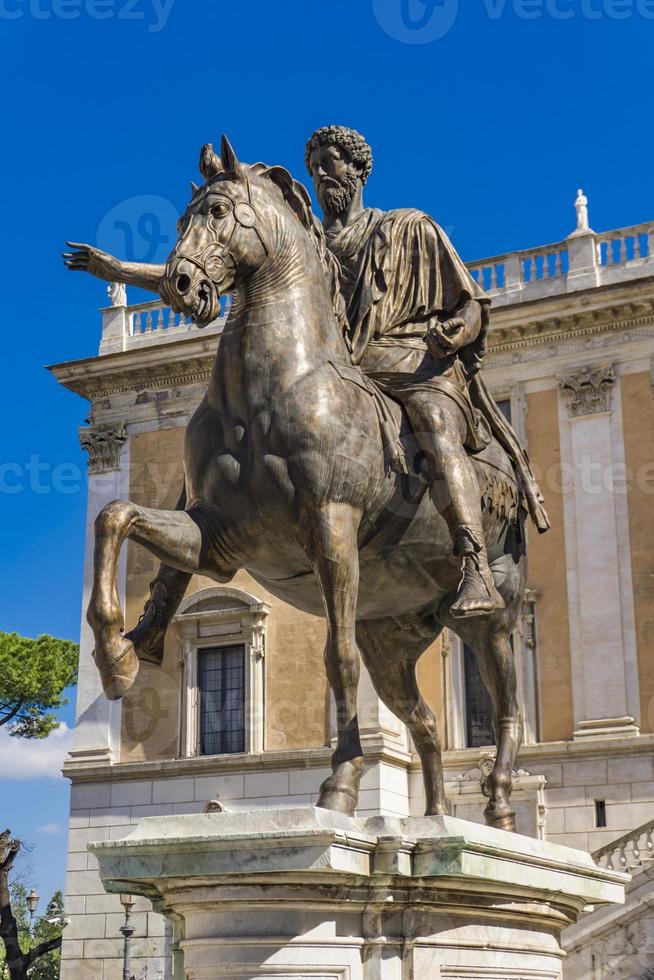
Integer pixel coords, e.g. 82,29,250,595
310,144,361,216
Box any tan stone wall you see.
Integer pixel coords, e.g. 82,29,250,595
416,638,446,742
621,372,654,734
120,426,329,763
526,388,574,742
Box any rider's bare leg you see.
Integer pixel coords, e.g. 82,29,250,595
405,394,504,619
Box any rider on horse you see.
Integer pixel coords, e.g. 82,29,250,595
305,125,549,621
64,127,549,629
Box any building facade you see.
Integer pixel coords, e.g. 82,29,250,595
52,193,654,980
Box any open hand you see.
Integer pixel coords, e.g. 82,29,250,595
62,242,124,283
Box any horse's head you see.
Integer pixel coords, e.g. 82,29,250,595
160,135,271,327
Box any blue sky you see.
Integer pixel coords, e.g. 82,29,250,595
0,0,652,903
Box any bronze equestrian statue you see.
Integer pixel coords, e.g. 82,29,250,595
64,132,548,832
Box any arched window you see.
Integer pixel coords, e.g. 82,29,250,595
174,588,269,758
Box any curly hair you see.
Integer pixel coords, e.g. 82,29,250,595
304,125,373,185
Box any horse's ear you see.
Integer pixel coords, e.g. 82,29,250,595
199,143,222,181
220,134,243,177
190,180,200,197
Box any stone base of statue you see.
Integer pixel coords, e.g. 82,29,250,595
90,807,625,980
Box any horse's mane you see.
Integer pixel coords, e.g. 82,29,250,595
250,163,348,334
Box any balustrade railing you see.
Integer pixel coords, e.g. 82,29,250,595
593,819,654,873
468,218,654,305
595,221,654,269
129,295,233,338
469,240,570,295
128,300,193,337
100,294,233,353
100,216,654,351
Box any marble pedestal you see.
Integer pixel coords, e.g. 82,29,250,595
90,807,626,980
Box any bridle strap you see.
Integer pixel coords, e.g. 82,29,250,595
173,174,269,285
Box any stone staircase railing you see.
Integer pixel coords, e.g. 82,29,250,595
592,819,654,873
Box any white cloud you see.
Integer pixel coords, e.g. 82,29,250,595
0,723,74,780
36,823,62,835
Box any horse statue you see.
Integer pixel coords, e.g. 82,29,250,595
79,136,526,831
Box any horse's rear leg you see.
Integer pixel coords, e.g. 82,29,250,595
89,500,204,700
357,618,447,816
300,502,363,817
448,611,521,832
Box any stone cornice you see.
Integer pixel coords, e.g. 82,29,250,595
48,331,219,403
62,735,412,784
49,276,654,405
487,281,654,361
62,731,654,784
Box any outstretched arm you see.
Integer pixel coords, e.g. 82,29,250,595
63,242,165,294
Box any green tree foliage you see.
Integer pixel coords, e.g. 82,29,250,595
0,633,78,739
0,885,62,980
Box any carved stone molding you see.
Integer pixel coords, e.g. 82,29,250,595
79,423,128,474
559,365,616,417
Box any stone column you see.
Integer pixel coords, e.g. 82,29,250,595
66,423,130,769
558,367,640,739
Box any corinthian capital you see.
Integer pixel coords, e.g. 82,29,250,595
559,365,616,417
79,423,128,474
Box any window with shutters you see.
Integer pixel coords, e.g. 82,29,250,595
174,588,269,757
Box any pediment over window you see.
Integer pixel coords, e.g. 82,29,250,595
178,587,269,618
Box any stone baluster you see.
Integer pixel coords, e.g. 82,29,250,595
617,237,625,265
633,835,641,864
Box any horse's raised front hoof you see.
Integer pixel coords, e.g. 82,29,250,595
484,803,517,833
93,636,140,701
316,759,364,817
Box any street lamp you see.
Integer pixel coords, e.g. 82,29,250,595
119,893,136,980
26,890,69,928
26,890,39,918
